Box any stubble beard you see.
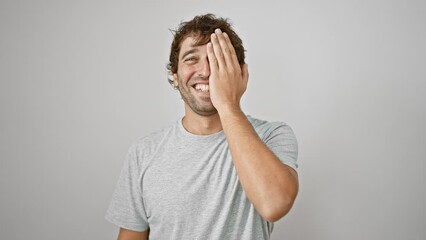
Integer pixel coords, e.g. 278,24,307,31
177,77,217,117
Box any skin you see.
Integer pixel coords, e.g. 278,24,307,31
118,28,299,240
117,228,149,240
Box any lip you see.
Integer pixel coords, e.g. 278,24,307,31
191,81,209,88
193,88,210,95
191,82,210,95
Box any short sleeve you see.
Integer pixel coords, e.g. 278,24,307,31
105,144,149,231
264,123,298,171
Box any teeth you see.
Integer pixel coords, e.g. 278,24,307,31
195,84,209,92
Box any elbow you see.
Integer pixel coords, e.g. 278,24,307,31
253,165,299,222
258,199,295,222
257,190,298,222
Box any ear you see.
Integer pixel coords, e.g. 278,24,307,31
172,73,179,88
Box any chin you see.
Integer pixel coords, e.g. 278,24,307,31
193,107,218,116
189,105,218,116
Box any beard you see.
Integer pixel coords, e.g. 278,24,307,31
177,76,218,116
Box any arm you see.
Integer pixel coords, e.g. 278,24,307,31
218,109,298,222
117,228,149,240
207,29,298,222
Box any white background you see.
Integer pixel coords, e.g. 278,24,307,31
1,0,425,239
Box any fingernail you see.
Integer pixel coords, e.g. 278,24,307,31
215,28,222,34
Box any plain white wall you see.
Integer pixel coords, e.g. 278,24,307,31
1,0,425,239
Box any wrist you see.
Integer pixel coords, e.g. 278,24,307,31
216,104,244,118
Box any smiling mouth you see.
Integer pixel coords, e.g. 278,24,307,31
193,83,210,93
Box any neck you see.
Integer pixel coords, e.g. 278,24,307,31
182,111,223,135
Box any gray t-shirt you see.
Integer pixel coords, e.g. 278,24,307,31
105,115,298,240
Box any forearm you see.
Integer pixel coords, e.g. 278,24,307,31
219,107,298,222
118,228,149,240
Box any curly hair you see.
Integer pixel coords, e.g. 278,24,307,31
167,13,246,86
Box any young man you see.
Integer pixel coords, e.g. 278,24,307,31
105,14,299,240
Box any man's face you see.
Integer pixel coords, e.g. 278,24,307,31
173,36,217,116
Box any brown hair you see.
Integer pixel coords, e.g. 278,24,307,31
167,13,246,86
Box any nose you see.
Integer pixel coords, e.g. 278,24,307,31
197,57,210,78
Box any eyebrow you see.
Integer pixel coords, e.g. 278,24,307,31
180,49,198,60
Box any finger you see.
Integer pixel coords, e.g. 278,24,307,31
214,29,234,68
210,32,227,68
223,32,240,66
207,42,219,74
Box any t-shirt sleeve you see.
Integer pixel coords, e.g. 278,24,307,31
105,144,149,231
264,123,298,171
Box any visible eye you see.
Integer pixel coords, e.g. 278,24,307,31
184,57,198,63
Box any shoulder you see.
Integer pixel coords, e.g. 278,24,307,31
247,115,295,139
127,120,179,164
248,115,298,169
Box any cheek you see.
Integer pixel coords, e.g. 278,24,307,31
178,67,196,82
